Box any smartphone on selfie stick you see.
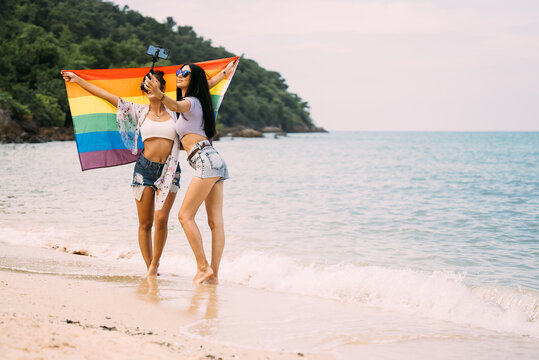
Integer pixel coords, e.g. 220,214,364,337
140,45,170,92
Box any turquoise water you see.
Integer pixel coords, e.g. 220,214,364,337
245,131,539,290
1,132,538,347
220,131,539,291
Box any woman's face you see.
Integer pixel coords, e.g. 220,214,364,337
144,77,165,99
177,65,191,90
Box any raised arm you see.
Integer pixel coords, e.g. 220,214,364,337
207,59,238,89
61,71,119,107
144,74,191,113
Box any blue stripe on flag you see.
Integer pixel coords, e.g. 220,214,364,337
75,131,143,153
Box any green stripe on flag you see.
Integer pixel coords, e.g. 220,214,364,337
211,94,221,109
72,113,118,134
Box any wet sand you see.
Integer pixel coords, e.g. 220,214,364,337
0,270,329,359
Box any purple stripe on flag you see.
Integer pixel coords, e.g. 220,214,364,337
79,149,142,171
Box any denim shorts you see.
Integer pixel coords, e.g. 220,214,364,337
131,152,181,200
188,140,229,183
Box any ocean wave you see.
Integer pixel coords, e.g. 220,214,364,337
2,227,538,337
217,252,539,338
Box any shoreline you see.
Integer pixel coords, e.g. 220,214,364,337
0,125,328,143
0,270,329,360
1,239,539,360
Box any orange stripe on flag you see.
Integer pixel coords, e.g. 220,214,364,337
65,75,178,99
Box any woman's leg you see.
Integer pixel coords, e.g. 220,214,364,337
135,187,155,269
178,176,219,283
147,190,177,276
204,181,225,284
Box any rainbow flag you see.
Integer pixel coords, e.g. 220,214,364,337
64,56,239,171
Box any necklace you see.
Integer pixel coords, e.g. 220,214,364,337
150,107,165,120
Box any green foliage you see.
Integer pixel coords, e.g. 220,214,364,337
34,93,65,127
0,0,314,131
0,90,31,118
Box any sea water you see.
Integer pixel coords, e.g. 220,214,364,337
1,132,538,358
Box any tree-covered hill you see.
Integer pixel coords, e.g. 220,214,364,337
0,0,320,141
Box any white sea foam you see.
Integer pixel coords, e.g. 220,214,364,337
0,227,138,262
216,251,539,338
145,248,539,338
2,227,538,338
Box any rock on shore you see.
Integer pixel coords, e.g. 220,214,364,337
215,125,327,139
0,107,74,143
230,128,264,137
0,122,74,143
287,125,328,133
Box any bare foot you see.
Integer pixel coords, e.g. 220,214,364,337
147,261,159,277
193,267,214,284
205,275,219,285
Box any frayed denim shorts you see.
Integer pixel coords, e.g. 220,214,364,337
187,140,229,183
131,152,181,199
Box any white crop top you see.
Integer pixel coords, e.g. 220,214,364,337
140,118,177,142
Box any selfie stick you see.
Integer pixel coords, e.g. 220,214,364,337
149,48,160,74
141,49,161,92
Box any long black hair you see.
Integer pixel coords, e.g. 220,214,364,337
176,63,216,138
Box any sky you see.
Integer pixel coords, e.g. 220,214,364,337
113,0,539,131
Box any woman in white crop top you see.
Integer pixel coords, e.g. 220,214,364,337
145,60,238,284
61,70,181,278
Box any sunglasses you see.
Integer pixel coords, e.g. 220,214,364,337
176,69,191,77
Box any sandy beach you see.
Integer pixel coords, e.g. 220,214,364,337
0,270,328,360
